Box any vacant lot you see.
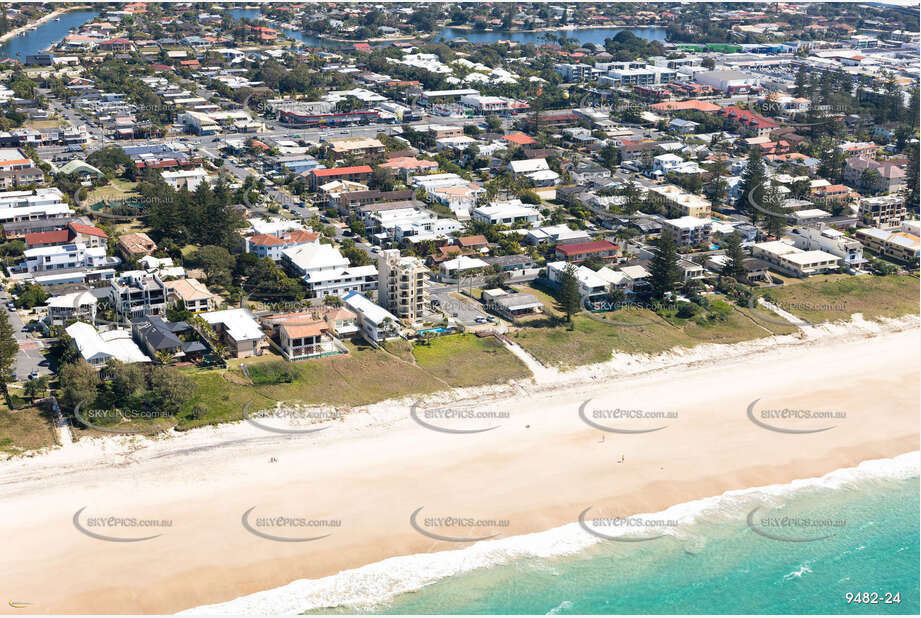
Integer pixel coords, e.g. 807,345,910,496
0,403,57,456
512,298,797,369
179,343,442,429
765,275,919,323
512,311,694,367
413,333,530,387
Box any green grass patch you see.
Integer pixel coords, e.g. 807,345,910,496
765,274,919,323
177,343,445,430
512,312,694,367
0,403,57,456
413,333,530,387
247,360,299,384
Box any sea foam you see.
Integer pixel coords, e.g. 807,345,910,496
179,451,919,615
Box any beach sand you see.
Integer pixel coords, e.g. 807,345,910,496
0,324,917,614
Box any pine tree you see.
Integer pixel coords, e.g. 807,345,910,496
649,227,680,300
762,185,787,238
738,148,766,220
0,310,18,392
904,144,919,211
721,232,747,282
556,263,581,326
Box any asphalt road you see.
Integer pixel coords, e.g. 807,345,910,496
428,282,494,326
0,288,48,382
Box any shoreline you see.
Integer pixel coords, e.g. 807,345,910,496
0,6,91,45
3,312,915,468
0,320,917,613
184,450,921,614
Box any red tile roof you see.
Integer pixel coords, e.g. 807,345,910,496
555,240,619,256
69,222,108,238
718,106,779,129
25,229,70,247
502,132,537,146
312,165,373,177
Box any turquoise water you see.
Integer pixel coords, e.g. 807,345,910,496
313,474,918,615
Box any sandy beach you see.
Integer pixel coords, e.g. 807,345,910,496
0,322,918,614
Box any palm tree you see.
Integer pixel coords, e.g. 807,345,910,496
155,349,175,365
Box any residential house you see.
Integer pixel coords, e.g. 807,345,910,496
554,240,620,263
260,313,340,361
108,272,168,319
65,321,150,367
117,232,157,260
46,290,98,326
166,278,222,313
472,200,541,226
131,316,208,363
245,229,320,261
481,289,543,320
201,308,268,358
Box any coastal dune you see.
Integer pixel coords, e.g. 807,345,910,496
0,327,918,614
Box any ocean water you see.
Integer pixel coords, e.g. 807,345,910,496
183,453,919,615
366,475,919,614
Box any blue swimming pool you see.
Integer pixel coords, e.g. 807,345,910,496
416,327,450,335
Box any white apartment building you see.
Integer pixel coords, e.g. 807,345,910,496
788,225,864,269
22,242,114,274
649,184,712,218
343,291,401,343
377,249,428,324
661,216,713,247
751,240,841,277
281,243,378,298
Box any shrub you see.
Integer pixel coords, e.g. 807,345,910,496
248,361,299,384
